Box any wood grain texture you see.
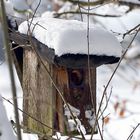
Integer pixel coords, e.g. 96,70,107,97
23,48,54,135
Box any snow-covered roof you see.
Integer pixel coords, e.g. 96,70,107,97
18,18,122,58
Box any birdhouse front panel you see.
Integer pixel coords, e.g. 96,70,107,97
54,66,97,134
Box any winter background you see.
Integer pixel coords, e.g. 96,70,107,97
0,0,140,140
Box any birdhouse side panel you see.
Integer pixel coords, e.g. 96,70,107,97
22,48,54,135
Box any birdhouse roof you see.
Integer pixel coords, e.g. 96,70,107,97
18,17,122,68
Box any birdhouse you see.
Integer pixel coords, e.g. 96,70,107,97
12,18,122,136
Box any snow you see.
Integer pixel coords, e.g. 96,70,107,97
64,104,80,117
94,8,140,33
1,0,140,139
96,62,140,140
64,103,95,134
0,95,17,140
18,17,122,57
10,0,29,11
125,39,140,59
4,0,15,16
4,0,56,18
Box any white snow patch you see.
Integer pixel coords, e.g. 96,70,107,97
9,0,29,11
0,95,17,140
85,109,96,129
126,45,140,59
18,17,122,57
4,0,14,15
64,104,80,117
95,9,140,33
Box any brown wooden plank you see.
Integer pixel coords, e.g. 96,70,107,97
22,48,54,135
54,67,68,133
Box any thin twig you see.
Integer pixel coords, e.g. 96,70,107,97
87,0,94,109
28,0,41,29
87,1,103,139
98,87,113,119
78,0,83,21
0,1,22,140
127,123,140,140
123,24,140,39
63,0,111,6
64,0,140,8
97,122,104,140
2,96,54,130
54,11,121,18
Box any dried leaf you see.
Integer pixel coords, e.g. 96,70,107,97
104,117,110,125
119,108,125,117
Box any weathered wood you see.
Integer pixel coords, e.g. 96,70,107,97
64,68,97,134
55,68,68,133
22,48,54,135
53,67,97,134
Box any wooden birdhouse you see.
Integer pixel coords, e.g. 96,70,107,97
10,17,122,136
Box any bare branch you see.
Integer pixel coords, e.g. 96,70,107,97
63,0,140,8
63,0,111,6
0,1,22,140
54,11,121,18
127,123,140,140
123,24,140,39
119,0,140,8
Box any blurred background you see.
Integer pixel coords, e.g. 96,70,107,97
0,0,140,139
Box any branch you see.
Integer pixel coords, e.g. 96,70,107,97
63,0,111,6
123,24,140,39
0,1,22,140
119,0,140,8
127,123,140,140
54,11,121,18
63,0,140,8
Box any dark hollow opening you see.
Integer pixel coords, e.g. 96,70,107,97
70,69,84,86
